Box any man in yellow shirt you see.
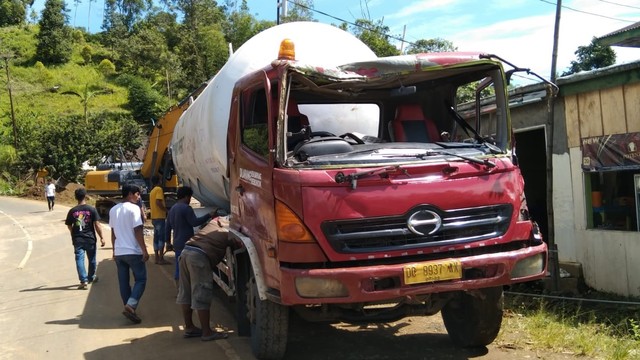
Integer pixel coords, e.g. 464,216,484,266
149,176,169,264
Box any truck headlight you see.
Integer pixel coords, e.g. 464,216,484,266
511,253,545,279
295,277,348,298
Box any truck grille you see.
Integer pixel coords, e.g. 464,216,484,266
321,204,512,253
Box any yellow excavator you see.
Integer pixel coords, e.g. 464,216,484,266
85,83,207,218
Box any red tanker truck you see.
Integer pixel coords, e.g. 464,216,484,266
171,22,548,360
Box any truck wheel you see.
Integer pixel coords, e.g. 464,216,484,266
441,286,503,347
235,260,250,337
247,269,289,360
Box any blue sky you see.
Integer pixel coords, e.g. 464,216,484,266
31,0,640,84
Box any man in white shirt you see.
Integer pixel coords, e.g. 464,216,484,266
109,184,149,324
45,179,56,211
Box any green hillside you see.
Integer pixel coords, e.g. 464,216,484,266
0,0,405,194
0,26,129,118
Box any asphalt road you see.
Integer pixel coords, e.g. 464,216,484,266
0,196,253,360
0,196,581,360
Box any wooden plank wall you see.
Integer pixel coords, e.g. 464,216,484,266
564,82,640,147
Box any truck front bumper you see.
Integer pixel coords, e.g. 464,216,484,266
278,242,547,305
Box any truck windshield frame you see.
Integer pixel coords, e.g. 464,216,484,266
277,60,512,169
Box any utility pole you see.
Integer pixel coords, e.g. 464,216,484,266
277,0,288,24
0,51,17,149
546,0,562,291
399,25,407,54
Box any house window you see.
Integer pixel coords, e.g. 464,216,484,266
586,170,639,231
582,132,640,231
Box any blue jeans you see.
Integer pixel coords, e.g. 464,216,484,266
115,255,147,309
152,219,166,252
74,243,96,283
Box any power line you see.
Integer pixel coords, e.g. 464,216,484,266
286,0,418,48
538,0,635,22
289,0,636,51
596,0,640,11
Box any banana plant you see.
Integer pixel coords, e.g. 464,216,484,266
61,84,112,124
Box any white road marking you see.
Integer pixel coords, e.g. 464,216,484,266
0,210,33,268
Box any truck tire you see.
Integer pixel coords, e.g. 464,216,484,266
247,269,289,360
441,286,503,347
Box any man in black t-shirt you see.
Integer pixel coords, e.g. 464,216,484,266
65,188,105,289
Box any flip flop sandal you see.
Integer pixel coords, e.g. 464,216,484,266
201,332,228,341
183,328,203,338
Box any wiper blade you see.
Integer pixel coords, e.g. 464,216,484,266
335,165,405,190
420,149,496,168
437,141,504,154
444,102,505,154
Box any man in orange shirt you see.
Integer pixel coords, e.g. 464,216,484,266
149,176,169,264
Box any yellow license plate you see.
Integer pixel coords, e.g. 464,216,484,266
403,259,462,285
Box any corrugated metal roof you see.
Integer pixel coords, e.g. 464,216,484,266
597,21,640,47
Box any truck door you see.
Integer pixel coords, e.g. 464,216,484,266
230,72,280,288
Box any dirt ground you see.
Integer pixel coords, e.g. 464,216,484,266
24,181,85,207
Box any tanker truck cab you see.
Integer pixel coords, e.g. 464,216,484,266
224,42,548,358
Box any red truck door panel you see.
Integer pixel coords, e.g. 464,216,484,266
231,72,280,288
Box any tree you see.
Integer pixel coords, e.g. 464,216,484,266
117,26,170,78
36,0,72,65
117,74,168,123
173,0,224,31
162,0,226,89
280,0,314,23
350,19,399,57
72,0,80,26
61,84,113,123
102,0,152,32
0,0,27,26
15,111,143,182
223,0,273,50
195,24,229,80
406,38,456,54
562,37,616,76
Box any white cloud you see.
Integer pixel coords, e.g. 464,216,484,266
385,0,640,83
386,0,461,19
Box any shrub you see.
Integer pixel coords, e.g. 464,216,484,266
81,44,93,65
98,58,116,76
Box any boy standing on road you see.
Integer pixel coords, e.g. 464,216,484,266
65,188,105,290
109,184,149,324
45,179,56,211
149,176,169,264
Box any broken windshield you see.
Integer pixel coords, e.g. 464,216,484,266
279,57,511,168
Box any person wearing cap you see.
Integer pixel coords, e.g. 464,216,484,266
65,187,105,290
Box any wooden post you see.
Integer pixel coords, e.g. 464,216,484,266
546,0,562,291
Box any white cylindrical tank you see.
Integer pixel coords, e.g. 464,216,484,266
171,21,377,209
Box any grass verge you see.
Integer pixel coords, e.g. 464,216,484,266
499,283,640,359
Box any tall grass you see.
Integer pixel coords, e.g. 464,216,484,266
501,289,640,359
